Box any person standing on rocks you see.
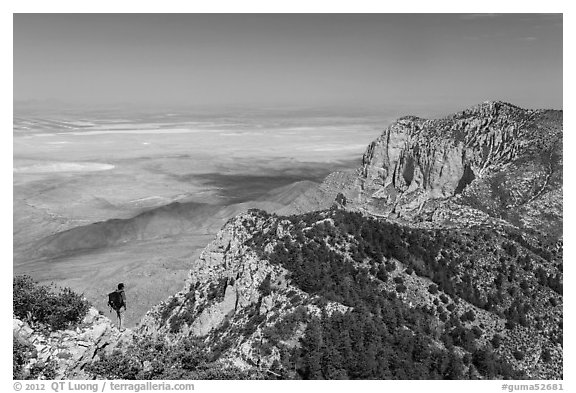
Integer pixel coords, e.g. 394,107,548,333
108,283,127,331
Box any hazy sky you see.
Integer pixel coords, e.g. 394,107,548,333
14,14,563,112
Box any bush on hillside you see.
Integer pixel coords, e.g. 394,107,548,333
85,335,267,380
13,336,33,379
13,336,57,380
13,275,90,331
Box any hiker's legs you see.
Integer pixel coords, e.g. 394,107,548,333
116,310,122,330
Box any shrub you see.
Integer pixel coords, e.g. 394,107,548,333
491,334,502,349
183,305,196,326
460,310,476,323
13,336,58,379
168,315,185,333
85,336,265,380
207,278,228,302
159,297,179,324
290,293,302,305
13,275,90,331
376,266,388,282
13,337,33,379
335,193,347,206
259,274,272,297
502,242,518,258
541,348,552,362
185,291,196,303
28,360,58,380
385,261,396,272
471,326,483,339
86,350,142,379
47,287,91,330
505,320,517,330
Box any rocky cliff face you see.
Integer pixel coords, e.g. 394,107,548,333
354,101,562,237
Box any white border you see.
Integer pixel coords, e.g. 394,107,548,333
5,4,571,391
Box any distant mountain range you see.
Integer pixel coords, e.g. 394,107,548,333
14,101,563,379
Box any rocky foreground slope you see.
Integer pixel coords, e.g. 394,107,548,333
14,102,562,380
13,308,133,379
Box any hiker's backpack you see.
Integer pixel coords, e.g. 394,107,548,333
108,290,124,311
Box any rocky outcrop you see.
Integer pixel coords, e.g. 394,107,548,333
354,101,562,235
138,211,348,369
277,171,362,215
13,308,133,379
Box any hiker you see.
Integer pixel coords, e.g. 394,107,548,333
108,283,127,330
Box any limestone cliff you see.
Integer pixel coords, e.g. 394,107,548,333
337,101,562,237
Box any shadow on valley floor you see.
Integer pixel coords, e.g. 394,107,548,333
176,158,360,203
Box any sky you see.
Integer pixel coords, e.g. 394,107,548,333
13,14,563,113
